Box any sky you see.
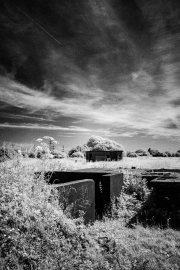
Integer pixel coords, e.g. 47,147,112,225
0,0,180,152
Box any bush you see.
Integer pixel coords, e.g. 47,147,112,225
135,149,151,156
109,170,150,221
162,152,168,157
165,151,172,157
71,151,84,158
68,148,77,157
127,152,137,158
28,152,36,158
148,148,163,157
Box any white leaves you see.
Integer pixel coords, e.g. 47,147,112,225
36,138,43,142
87,136,124,151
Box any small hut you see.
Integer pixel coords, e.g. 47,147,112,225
86,150,123,162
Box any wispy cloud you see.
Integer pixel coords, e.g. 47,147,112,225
0,74,180,140
0,122,92,132
0,112,54,121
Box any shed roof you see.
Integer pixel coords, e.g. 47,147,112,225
86,150,123,152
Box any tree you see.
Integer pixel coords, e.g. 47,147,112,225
127,151,137,158
68,144,90,157
86,136,124,151
135,149,150,156
148,148,162,157
175,152,180,157
71,151,84,158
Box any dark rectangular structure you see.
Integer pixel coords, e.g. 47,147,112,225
43,168,123,217
51,179,95,224
150,173,180,206
86,151,123,162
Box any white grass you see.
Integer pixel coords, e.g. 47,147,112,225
15,156,180,171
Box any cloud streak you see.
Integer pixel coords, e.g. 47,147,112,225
0,74,180,140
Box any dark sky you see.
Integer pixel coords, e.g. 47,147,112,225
0,0,180,151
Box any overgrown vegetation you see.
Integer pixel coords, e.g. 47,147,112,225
0,137,67,161
1,154,180,269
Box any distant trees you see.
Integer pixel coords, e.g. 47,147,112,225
126,148,180,158
148,148,161,157
127,151,138,158
135,149,151,156
68,144,89,158
71,151,84,158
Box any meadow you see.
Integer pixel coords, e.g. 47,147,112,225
1,156,180,269
8,156,180,171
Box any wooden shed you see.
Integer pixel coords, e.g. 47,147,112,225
86,150,123,162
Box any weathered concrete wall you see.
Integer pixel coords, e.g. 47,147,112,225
51,179,95,224
141,172,173,188
43,168,123,217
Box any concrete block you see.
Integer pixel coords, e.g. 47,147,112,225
52,179,95,224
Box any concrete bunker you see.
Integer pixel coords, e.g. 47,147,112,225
150,172,180,207
43,168,124,220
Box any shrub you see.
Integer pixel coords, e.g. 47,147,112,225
175,152,180,157
109,170,150,221
165,151,172,157
28,152,36,158
71,151,84,158
135,149,151,156
148,148,163,157
68,145,89,157
162,152,168,157
68,148,77,157
127,151,137,158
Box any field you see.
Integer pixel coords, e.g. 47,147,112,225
1,156,180,269
6,156,180,171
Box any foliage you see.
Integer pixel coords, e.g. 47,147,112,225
164,151,172,157
68,147,78,157
108,170,150,221
71,151,84,158
148,148,162,157
68,144,89,157
86,136,124,151
135,149,151,156
127,151,138,158
0,159,110,270
28,151,36,158
1,157,180,269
